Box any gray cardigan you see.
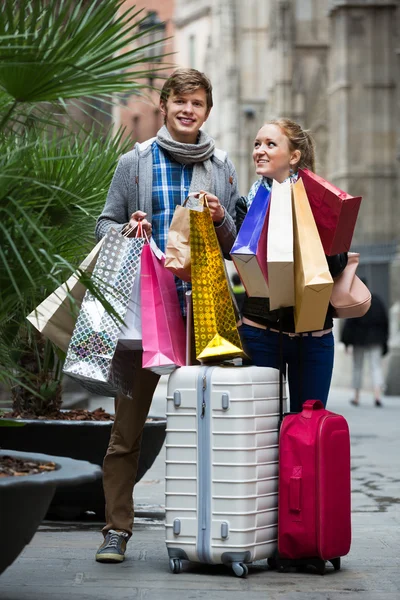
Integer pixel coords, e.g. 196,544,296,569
95,138,239,255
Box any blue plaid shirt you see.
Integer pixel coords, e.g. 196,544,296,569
151,141,193,315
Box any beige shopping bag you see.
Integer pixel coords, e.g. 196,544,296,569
165,194,207,283
164,203,191,282
267,179,295,310
292,178,333,333
27,239,103,352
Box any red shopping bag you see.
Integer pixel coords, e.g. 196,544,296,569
299,169,362,255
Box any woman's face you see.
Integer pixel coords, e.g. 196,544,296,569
252,124,298,183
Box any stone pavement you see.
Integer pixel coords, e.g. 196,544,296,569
1,386,399,600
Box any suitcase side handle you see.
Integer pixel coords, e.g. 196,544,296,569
289,467,302,513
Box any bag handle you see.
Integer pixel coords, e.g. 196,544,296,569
302,399,324,418
122,220,149,242
183,192,209,208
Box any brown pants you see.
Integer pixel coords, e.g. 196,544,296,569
102,350,160,538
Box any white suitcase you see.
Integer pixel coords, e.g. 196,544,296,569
165,364,286,577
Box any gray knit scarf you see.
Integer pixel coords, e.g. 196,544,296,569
156,125,215,198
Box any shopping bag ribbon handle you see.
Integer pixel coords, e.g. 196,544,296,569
123,220,149,242
183,192,209,208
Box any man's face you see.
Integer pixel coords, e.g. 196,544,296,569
160,88,210,144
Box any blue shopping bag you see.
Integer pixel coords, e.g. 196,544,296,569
230,184,271,297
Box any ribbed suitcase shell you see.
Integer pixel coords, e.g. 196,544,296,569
165,365,286,573
278,400,351,561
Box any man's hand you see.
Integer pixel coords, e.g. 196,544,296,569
199,190,225,224
126,210,152,238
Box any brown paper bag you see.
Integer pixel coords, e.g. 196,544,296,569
164,204,191,282
164,194,208,283
292,178,333,333
26,239,103,352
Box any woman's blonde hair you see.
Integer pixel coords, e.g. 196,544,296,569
267,118,316,172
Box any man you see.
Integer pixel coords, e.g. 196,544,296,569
94,68,239,562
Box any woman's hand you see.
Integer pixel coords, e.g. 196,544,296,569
126,210,152,238
199,190,225,224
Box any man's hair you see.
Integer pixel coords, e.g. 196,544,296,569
160,68,213,112
266,117,316,172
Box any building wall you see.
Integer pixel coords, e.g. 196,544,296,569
113,0,176,144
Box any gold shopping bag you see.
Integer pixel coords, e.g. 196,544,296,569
27,239,103,352
190,205,245,361
292,178,333,333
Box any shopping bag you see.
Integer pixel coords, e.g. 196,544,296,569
164,204,191,282
164,194,206,282
230,184,270,297
140,243,186,374
292,178,333,333
190,205,245,361
117,260,142,350
267,179,295,310
63,228,145,395
26,239,103,353
298,168,362,255
330,252,371,318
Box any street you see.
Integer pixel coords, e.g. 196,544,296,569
1,385,399,599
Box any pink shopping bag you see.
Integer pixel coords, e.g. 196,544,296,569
140,243,186,374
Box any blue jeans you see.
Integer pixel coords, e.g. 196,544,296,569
239,324,334,412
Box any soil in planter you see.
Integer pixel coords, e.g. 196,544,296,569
0,455,56,477
1,407,157,422
2,407,114,421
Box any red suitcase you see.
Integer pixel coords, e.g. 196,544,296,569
277,399,351,574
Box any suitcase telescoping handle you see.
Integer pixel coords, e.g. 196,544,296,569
185,290,193,366
278,309,285,428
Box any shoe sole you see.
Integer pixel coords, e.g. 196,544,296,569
95,553,125,563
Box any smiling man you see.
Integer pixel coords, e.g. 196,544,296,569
94,68,239,563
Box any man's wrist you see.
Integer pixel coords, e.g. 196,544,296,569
213,207,225,227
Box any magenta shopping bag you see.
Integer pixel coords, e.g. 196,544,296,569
140,244,186,374
230,185,271,297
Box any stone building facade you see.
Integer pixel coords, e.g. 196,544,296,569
113,0,175,143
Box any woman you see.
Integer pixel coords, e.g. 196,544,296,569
236,118,347,412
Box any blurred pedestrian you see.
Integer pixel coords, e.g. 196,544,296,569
340,282,389,407
231,272,245,313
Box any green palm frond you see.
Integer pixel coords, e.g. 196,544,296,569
0,0,168,104
0,0,170,410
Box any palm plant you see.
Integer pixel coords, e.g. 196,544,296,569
0,0,168,416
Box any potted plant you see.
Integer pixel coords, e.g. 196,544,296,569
0,0,168,518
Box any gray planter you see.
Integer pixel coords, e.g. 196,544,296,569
0,449,101,575
0,415,166,519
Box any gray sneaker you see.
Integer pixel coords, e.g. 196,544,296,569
95,530,129,563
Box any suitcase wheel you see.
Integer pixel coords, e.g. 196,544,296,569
232,562,248,578
330,557,341,571
169,558,182,574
